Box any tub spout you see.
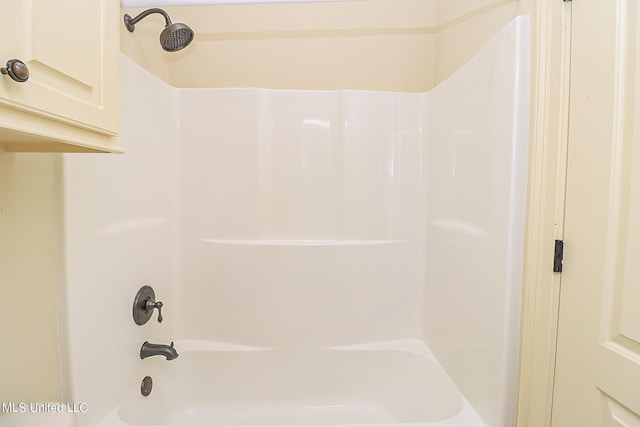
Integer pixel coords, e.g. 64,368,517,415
140,341,179,361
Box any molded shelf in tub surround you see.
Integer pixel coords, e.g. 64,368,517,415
197,239,403,247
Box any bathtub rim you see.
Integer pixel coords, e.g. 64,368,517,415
98,339,488,427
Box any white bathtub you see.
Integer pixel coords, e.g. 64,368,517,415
98,340,487,427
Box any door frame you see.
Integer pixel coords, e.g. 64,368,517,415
516,0,572,426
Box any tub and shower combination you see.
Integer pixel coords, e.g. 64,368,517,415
59,12,530,427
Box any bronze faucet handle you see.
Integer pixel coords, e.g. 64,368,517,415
146,299,163,323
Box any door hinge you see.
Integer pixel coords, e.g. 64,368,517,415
553,239,564,272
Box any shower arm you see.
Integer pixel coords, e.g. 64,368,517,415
124,8,172,32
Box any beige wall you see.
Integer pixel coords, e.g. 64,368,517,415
0,150,61,403
434,0,532,86
121,0,438,92
121,0,531,92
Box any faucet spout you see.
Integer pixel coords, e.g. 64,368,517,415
140,341,179,361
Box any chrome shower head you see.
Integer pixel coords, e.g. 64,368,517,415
124,8,194,52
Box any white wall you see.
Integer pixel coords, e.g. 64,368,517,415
177,89,426,347
60,55,179,427
425,16,530,427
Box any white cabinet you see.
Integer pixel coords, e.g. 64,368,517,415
0,0,120,153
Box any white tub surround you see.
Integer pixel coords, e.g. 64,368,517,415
61,17,528,427
59,56,180,427
425,16,530,426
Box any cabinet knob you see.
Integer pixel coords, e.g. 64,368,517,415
1,59,29,83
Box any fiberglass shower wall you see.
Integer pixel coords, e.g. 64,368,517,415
177,89,427,347
60,56,180,427
175,16,529,425
175,15,529,427
59,16,529,427
425,17,530,427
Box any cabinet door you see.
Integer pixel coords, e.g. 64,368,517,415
0,0,118,136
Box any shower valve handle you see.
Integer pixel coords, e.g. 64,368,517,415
1,59,29,83
145,299,163,323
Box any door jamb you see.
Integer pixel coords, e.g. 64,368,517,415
516,0,572,425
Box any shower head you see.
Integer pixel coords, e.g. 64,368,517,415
124,8,194,52
159,22,194,52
